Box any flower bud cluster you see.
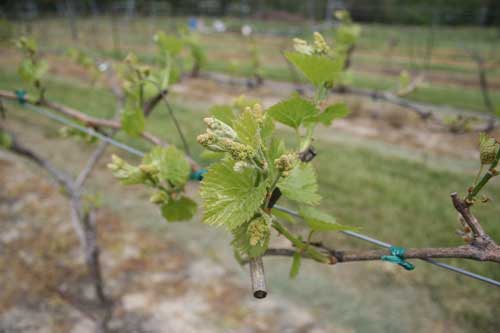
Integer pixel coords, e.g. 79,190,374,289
244,103,264,123
197,117,256,168
313,32,331,55
293,32,331,56
479,133,499,165
204,117,237,140
274,153,298,176
248,218,269,247
107,154,147,184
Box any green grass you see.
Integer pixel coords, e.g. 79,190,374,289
2,43,500,332
9,16,500,114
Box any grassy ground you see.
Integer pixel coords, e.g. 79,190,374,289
1,62,500,331
8,16,500,113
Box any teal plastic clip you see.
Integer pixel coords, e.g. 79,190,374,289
190,169,208,181
381,246,415,271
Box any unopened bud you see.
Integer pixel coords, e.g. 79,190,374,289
197,133,226,152
150,191,168,205
139,163,159,175
233,161,251,173
203,117,237,140
275,153,298,174
479,133,499,165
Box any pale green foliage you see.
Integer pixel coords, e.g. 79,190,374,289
108,155,147,185
289,252,301,279
210,105,235,125
299,206,356,232
108,146,194,222
200,159,267,230
267,93,318,129
315,103,350,126
285,52,343,86
16,37,48,87
154,31,184,57
159,146,191,187
18,58,48,84
121,103,145,136
233,108,261,148
278,163,321,205
334,10,361,50
161,196,197,222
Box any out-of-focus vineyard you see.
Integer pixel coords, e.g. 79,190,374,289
1,1,499,332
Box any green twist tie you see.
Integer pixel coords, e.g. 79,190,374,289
381,246,415,271
190,169,208,181
15,89,27,105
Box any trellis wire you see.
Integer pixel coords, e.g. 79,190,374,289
8,100,500,288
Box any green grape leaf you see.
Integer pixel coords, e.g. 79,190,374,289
154,32,184,56
316,103,350,126
289,252,301,279
0,130,12,148
200,160,267,230
210,105,235,126
233,108,261,148
18,59,36,83
231,217,270,258
161,146,191,187
299,206,357,232
278,163,321,205
265,138,286,182
285,51,343,86
261,114,276,145
33,60,48,81
161,196,197,222
121,104,145,136
267,93,319,129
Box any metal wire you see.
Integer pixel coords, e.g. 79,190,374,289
10,100,500,288
23,103,145,158
273,205,500,287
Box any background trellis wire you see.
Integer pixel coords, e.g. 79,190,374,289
6,99,500,288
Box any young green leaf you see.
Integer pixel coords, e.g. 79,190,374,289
284,51,343,86
161,196,197,222
210,105,235,126
299,206,357,232
316,103,350,126
278,163,321,205
233,108,261,148
154,32,184,56
121,104,145,136
160,146,191,187
267,93,318,129
200,160,267,230
289,251,302,279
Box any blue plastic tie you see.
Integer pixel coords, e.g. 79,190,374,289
381,246,415,271
15,89,27,105
190,169,207,181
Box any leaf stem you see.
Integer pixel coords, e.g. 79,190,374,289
271,220,331,264
467,148,500,202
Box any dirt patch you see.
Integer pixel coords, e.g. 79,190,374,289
0,150,339,332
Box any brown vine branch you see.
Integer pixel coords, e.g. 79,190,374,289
0,89,200,170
